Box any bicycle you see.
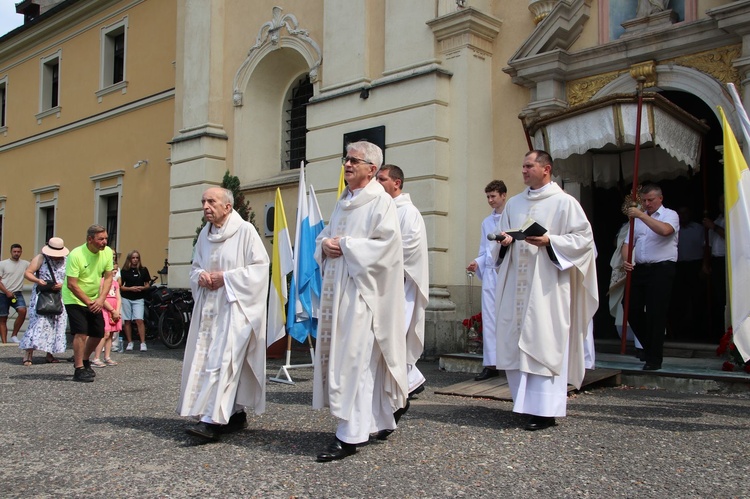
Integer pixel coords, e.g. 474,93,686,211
157,288,193,349
142,277,171,343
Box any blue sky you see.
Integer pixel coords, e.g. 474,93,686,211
0,0,25,38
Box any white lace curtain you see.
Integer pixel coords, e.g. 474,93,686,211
531,102,702,187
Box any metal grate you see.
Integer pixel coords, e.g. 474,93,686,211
285,75,313,169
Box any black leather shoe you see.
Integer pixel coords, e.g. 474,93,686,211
635,348,645,361
372,429,394,441
408,384,425,400
642,363,662,371
393,399,410,424
524,416,556,431
186,422,222,442
316,438,357,462
220,411,248,434
474,367,499,381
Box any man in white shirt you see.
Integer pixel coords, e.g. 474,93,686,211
670,207,705,341
0,244,30,344
703,194,726,342
622,184,679,371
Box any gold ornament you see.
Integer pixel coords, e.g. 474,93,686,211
621,190,642,216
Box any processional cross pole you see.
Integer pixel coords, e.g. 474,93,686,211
620,77,646,355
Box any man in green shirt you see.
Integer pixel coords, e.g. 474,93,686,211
63,225,113,383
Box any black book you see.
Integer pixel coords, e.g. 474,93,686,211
505,217,547,241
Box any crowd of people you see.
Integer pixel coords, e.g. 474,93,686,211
0,141,729,462
0,229,152,377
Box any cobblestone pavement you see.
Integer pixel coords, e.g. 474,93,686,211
2,342,750,498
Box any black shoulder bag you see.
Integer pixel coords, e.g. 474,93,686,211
36,255,64,316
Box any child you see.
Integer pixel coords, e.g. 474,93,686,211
465,180,507,381
91,265,122,367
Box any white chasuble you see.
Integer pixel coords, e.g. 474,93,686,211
492,183,598,390
393,193,429,367
313,179,408,420
177,210,270,424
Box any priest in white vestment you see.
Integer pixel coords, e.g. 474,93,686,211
178,187,270,442
314,141,408,462
376,164,429,398
466,180,507,380
492,150,598,431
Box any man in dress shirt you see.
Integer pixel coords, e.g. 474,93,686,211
670,207,705,340
622,184,679,371
702,194,726,342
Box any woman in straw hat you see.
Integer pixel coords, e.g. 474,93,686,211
20,237,69,366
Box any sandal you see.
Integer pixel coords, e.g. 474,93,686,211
22,357,32,367
90,358,107,368
46,354,60,364
104,358,118,366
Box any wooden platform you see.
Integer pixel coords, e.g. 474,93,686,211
434,368,621,401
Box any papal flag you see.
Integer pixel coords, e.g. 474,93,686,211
268,188,293,347
718,101,750,362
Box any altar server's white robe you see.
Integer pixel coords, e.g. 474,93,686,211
177,210,270,424
476,211,502,366
313,180,407,440
394,193,429,391
492,183,598,416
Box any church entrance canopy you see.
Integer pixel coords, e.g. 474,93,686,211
527,93,710,188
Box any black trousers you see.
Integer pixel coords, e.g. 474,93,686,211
627,261,676,366
709,256,727,342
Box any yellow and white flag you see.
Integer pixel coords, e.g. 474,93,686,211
718,100,750,362
268,188,293,347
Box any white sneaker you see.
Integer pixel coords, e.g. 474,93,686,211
125,342,134,351
9,336,20,343
140,343,147,352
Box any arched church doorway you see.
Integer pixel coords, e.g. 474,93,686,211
590,90,725,346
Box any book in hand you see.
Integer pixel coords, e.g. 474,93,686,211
504,217,547,241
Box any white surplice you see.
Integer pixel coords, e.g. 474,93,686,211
492,182,598,416
394,193,429,391
313,179,407,443
476,211,502,366
177,210,270,424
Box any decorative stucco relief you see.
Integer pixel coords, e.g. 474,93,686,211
567,70,625,106
232,6,322,107
663,45,741,90
567,45,741,106
528,0,560,25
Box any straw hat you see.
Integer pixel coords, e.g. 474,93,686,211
42,237,69,257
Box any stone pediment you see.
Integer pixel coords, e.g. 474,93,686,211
508,0,591,63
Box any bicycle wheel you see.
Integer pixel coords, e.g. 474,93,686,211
158,308,185,349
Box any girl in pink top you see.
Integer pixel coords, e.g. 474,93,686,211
91,262,122,367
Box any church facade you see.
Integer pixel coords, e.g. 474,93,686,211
3,0,749,353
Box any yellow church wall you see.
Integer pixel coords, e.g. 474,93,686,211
0,0,176,274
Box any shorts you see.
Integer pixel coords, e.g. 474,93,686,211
0,292,26,317
121,298,145,321
65,304,105,339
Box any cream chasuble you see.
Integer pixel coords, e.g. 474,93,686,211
492,183,598,389
394,193,428,366
177,210,270,423
313,179,408,419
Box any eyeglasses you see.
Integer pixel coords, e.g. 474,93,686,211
342,156,372,166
